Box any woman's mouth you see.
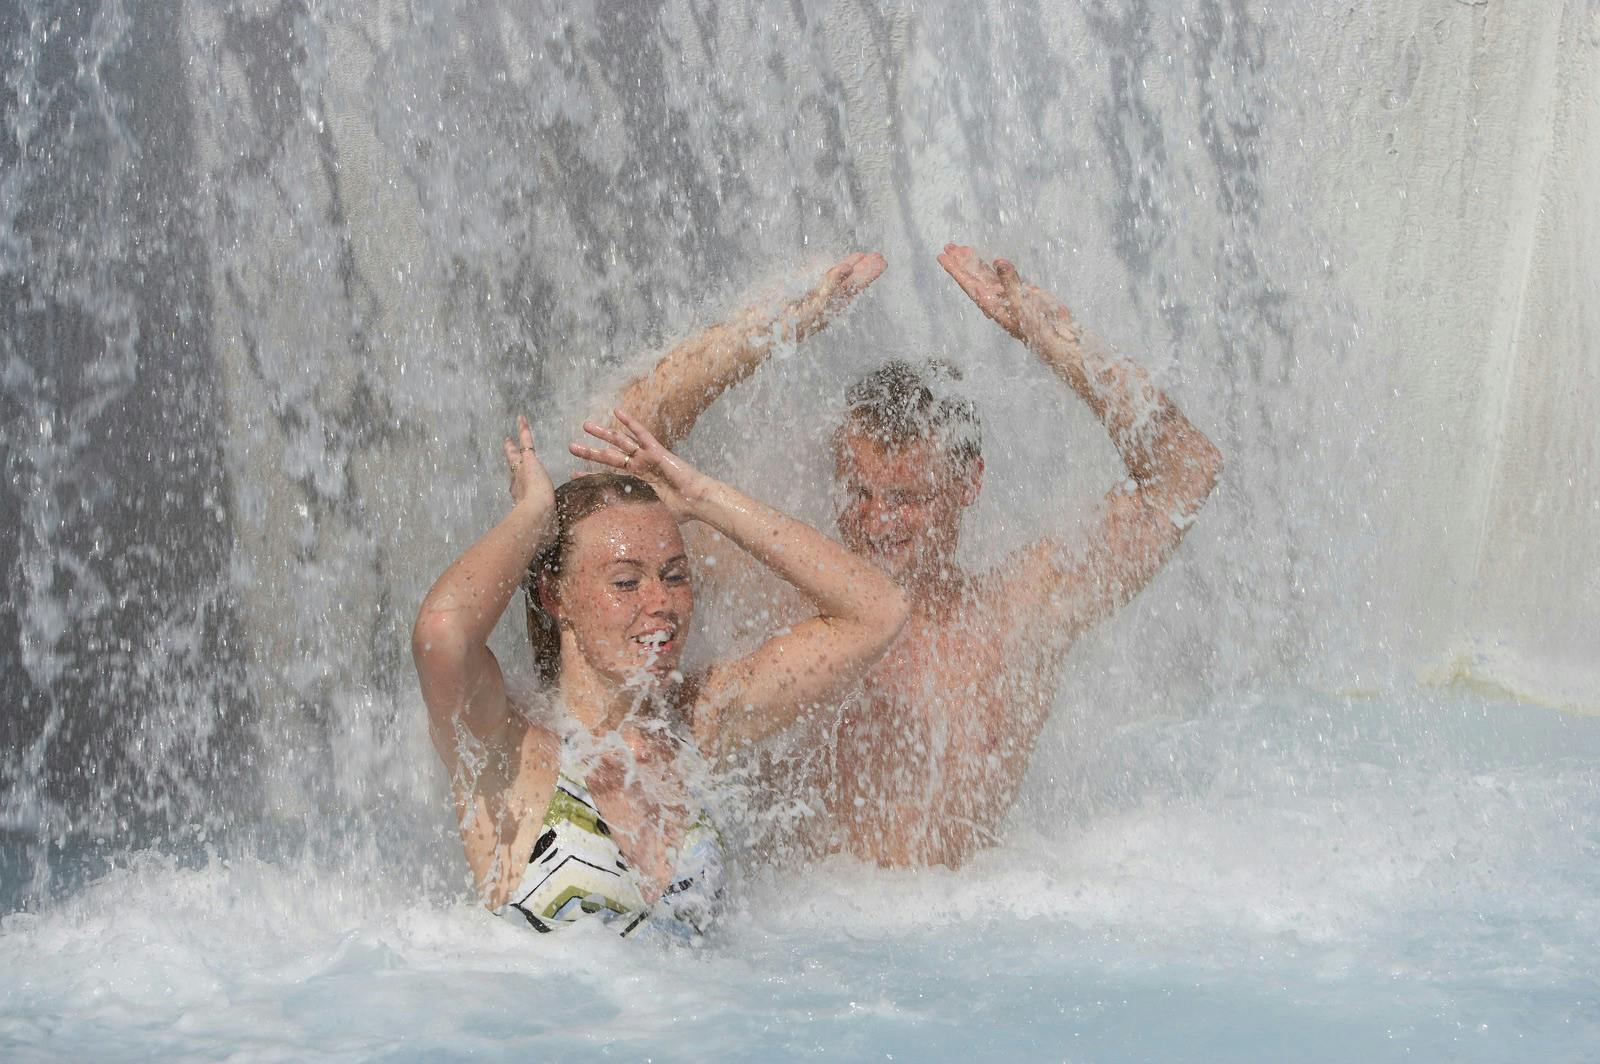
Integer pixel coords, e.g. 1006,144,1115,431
631,627,678,660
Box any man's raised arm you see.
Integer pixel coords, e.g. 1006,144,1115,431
618,253,886,445
939,244,1223,650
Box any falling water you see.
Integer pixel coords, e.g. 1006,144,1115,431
3,1,1598,1060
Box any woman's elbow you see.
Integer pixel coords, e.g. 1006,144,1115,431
411,607,469,672
870,583,911,650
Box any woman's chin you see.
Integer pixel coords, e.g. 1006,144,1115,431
615,656,684,690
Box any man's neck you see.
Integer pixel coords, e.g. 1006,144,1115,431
903,558,969,620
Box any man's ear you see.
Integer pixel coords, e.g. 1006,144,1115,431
959,457,985,508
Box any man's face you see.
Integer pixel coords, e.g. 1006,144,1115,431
834,429,980,585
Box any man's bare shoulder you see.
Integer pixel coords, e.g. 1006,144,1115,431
880,576,1014,687
960,536,1095,675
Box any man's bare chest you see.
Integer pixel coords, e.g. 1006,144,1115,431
840,623,1011,752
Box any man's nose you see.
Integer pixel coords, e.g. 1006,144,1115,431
866,498,905,530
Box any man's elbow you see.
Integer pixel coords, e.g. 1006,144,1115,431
845,580,910,659
1163,434,1222,530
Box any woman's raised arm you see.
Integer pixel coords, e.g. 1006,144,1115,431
413,416,556,750
570,410,909,760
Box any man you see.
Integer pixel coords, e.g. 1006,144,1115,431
616,245,1222,867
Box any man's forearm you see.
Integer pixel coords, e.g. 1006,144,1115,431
617,253,885,447
616,308,786,448
1025,312,1221,500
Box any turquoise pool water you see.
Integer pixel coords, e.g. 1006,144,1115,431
4,691,1595,1062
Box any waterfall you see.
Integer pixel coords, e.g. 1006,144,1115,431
3,0,1597,906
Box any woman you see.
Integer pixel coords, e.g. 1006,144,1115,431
412,409,908,939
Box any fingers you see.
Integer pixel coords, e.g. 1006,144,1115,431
820,258,852,292
848,251,886,291
506,414,537,470
941,243,981,274
995,259,1024,304
937,244,974,282
611,408,663,452
571,412,663,474
568,441,628,470
938,249,988,306
832,251,866,276
580,418,639,453
821,251,883,301
941,243,1002,285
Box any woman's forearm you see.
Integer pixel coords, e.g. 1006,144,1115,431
415,497,555,648
681,476,908,754
687,479,906,631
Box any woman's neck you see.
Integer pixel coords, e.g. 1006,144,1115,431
556,655,646,736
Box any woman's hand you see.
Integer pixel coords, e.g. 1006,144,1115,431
502,414,556,513
569,409,712,522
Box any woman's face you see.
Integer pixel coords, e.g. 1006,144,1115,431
551,501,693,686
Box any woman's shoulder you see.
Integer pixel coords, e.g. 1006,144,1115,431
505,684,564,754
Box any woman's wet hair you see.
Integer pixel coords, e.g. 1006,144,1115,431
841,359,982,464
525,473,662,685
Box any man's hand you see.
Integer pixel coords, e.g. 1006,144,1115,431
790,252,887,341
937,244,1071,346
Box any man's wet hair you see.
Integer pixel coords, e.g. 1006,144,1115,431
841,359,983,465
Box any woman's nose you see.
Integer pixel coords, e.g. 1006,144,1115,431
641,578,675,614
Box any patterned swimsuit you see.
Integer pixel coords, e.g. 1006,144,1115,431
496,736,725,942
